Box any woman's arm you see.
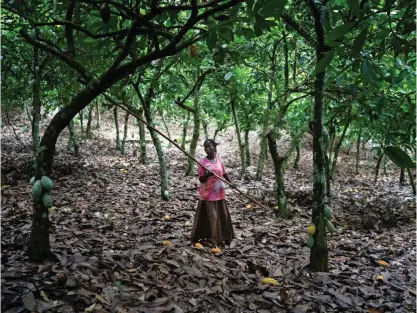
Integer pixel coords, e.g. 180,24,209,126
199,170,214,184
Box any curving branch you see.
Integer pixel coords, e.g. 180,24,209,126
19,30,92,81
281,11,316,47
65,0,76,55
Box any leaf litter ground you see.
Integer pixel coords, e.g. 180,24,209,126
1,114,416,313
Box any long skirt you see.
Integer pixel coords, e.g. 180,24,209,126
190,199,234,246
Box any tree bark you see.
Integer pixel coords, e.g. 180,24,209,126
79,109,84,134
374,152,384,183
231,90,246,178
96,101,100,130
256,139,268,180
68,120,79,157
138,107,148,164
181,111,191,149
121,111,129,154
400,168,405,186
383,155,388,176
114,106,121,151
159,108,172,147
293,139,301,169
330,122,350,180
185,69,201,176
355,129,362,174
309,0,329,272
86,103,94,137
407,168,416,195
244,129,251,167
32,46,41,153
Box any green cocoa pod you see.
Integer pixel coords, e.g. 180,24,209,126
41,176,53,191
326,220,336,233
32,180,43,198
324,206,333,219
30,176,36,185
42,193,53,208
306,235,314,248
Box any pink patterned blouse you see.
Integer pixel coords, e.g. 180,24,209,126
197,154,226,201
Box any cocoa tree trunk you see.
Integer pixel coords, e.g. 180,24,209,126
159,108,172,147
202,122,209,140
86,103,94,137
293,139,301,169
244,129,251,167
68,120,79,157
407,168,416,195
330,122,350,180
374,152,384,183
96,101,100,130
138,107,148,164
308,0,329,272
231,90,246,178
32,46,41,153
400,168,405,186
114,106,121,151
355,128,362,174
267,133,288,218
121,112,129,154
79,109,84,134
185,69,201,176
181,111,191,150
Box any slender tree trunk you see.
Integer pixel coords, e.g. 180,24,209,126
244,129,251,167
355,129,362,174
407,168,416,195
186,69,201,176
185,93,200,176
330,122,350,180
138,107,148,164
79,110,84,134
400,168,405,186
383,155,388,176
374,153,384,183
256,139,268,180
202,123,209,140
181,111,190,150
159,108,172,147
143,102,169,199
231,91,246,178
309,0,329,272
32,46,41,153
267,134,288,218
96,101,100,130
68,120,79,157
293,139,301,169
121,112,129,154
114,106,121,151
86,103,94,137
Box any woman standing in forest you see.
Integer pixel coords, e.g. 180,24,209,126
190,139,235,247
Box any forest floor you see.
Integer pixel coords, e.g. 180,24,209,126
1,112,416,313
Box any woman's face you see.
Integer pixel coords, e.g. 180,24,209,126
204,142,216,158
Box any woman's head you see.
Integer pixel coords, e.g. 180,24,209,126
203,139,218,158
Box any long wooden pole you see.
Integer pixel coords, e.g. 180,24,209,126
105,94,271,211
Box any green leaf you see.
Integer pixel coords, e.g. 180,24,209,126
325,22,355,43
314,50,335,74
384,146,416,168
259,0,288,18
150,79,159,89
213,49,225,64
206,30,217,51
224,72,233,81
347,0,361,17
351,28,367,57
242,28,256,41
361,60,377,86
218,26,234,42
375,96,386,115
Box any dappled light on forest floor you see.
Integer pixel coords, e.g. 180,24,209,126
1,117,415,313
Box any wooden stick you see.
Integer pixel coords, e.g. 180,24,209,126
105,96,271,211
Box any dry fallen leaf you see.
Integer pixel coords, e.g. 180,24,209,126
376,260,390,267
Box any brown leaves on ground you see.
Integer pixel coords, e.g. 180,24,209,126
1,115,416,312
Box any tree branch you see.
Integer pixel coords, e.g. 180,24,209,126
281,11,316,47
65,0,76,55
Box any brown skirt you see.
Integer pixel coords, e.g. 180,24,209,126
190,199,234,246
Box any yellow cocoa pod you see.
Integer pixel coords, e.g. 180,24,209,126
163,215,170,221
162,240,173,246
195,243,203,249
307,224,316,235
211,248,221,254
262,278,280,285
246,204,253,209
